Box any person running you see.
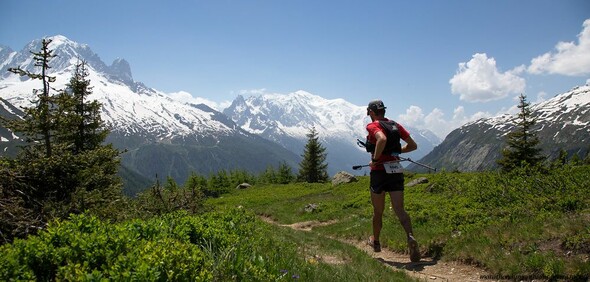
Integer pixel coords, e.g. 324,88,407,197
364,99,420,262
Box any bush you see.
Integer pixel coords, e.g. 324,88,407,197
0,208,307,281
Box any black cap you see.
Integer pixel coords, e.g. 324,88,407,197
367,99,386,111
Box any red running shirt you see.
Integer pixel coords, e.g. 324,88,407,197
365,118,410,171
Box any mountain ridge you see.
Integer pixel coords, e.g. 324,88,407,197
414,85,590,171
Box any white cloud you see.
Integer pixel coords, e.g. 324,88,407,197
398,105,424,125
534,91,548,104
238,88,267,95
528,19,590,76
397,105,492,139
166,91,194,103
166,91,227,110
449,53,526,102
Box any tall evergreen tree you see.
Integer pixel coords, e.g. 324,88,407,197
497,94,545,171
56,60,107,154
7,38,57,157
297,127,329,183
61,60,122,215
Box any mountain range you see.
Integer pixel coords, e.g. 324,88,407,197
0,35,441,191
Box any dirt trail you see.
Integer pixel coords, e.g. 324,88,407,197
261,216,497,282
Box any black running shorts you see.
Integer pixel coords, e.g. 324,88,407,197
370,170,405,194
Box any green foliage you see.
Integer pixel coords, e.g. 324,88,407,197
259,165,277,184
497,94,545,171
257,162,295,185
297,126,329,183
229,169,255,186
0,164,45,243
134,176,206,217
132,163,297,215
0,209,329,281
277,161,295,184
206,170,231,197
0,40,123,243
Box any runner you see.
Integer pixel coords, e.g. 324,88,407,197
364,99,420,262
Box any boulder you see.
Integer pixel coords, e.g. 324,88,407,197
332,171,358,186
236,183,252,189
406,177,428,187
304,203,319,213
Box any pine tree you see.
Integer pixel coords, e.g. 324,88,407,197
550,148,568,169
277,161,294,184
7,38,57,157
497,94,545,171
297,127,329,183
56,60,107,154
206,170,230,197
569,153,582,166
260,165,277,184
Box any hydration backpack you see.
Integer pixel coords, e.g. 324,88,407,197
364,120,402,155
378,120,402,155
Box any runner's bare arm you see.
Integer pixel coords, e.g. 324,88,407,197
401,135,417,153
372,131,387,160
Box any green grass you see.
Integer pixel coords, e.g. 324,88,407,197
208,165,590,280
2,165,588,281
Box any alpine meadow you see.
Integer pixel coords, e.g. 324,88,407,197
1,31,590,282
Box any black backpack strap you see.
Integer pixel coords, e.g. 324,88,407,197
378,120,402,155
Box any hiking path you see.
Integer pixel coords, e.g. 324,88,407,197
261,216,503,282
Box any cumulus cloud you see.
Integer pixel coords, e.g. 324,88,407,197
166,91,195,103
449,53,526,102
528,19,590,76
398,105,424,125
166,91,227,110
397,105,492,139
534,91,548,104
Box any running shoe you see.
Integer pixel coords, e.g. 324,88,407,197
408,235,420,262
368,236,381,252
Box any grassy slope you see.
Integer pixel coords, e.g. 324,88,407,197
208,166,590,280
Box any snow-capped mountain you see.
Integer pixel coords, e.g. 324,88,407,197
416,85,590,171
224,91,367,144
223,92,441,175
0,35,234,139
0,35,299,188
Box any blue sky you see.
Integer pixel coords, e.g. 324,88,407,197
2,0,590,138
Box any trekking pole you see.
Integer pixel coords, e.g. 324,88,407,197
352,158,437,171
398,157,437,172
352,164,371,170
354,138,437,171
